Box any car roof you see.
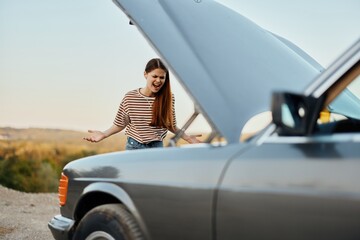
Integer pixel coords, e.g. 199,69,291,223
113,0,323,143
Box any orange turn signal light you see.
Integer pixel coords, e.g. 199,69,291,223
58,173,69,206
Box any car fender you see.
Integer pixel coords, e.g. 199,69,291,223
75,182,150,240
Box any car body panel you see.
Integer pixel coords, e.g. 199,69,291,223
217,141,360,239
62,144,247,240
113,0,323,143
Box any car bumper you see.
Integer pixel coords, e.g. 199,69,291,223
48,215,75,240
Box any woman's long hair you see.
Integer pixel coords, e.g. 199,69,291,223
146,58,175,132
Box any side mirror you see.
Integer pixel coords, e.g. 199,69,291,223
271,92,322,136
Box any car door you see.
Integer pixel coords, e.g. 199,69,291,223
216,137,360,240
216,46,360,240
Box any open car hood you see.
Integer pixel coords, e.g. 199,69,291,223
113,0,323,143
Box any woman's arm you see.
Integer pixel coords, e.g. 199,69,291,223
83,124,125,143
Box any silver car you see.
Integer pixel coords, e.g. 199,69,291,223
48,0,360,239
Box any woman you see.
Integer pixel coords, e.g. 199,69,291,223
83,58,201,150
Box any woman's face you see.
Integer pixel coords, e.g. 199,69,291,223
144,68,166,96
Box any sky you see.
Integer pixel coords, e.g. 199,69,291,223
0,0,359,134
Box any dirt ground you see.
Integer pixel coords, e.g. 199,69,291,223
0,185,59,240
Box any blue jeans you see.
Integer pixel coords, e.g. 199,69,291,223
126,137,163,150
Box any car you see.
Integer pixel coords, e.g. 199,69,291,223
48,0,360,239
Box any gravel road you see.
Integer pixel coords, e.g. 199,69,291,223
0,185,58,240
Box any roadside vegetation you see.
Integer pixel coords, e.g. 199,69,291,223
0,127,125,193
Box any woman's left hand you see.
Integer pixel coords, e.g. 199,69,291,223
186,134,202,144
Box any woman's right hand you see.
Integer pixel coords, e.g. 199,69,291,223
83,130,107,143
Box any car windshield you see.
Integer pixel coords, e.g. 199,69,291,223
328,71,360,120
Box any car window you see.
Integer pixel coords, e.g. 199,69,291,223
316,62,360,133
328,75,360,120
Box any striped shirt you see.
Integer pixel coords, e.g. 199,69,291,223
114,89,176,144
